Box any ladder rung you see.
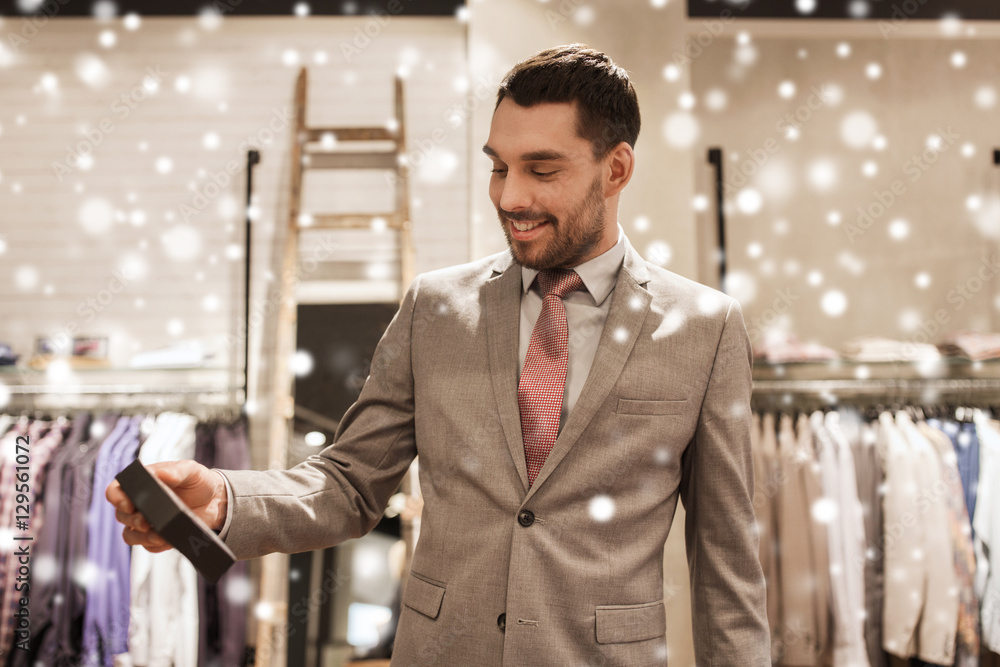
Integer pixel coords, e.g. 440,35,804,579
303,127,396,143
303,151,399,170
305,213,402,229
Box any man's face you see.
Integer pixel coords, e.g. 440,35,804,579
484,99,613,270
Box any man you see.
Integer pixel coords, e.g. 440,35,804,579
108,44,769,665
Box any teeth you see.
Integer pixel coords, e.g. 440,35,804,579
512,220,544,232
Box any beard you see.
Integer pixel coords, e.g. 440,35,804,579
498,173,607,270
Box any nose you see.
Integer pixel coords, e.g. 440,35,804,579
497,172,533,213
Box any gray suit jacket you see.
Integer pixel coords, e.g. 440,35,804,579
220,238,770,666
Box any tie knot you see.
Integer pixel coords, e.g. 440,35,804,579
537,269,584,300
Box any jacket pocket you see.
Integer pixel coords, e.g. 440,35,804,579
403,573,446,620
595,599,666,644
616,398,687,416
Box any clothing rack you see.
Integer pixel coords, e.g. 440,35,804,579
751,376,1000,417
753,377,1000,394
5,384,241,395
749,402,1000,666
0,406,251,665
2,384,244,420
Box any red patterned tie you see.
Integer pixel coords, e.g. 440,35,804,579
519,269,585,486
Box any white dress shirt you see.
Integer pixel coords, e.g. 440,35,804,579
129,412,199,667
896,412,958,665
812,411,870,667
974,410,1000,652
518,224,626,432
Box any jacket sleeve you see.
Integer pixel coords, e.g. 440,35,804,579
679,297,770,665
218,276,421,560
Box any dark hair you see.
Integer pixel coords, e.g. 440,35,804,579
495,44,640,160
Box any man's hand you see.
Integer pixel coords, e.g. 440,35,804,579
106,460,228,553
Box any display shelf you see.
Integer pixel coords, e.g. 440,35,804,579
0,365,231,373
0,364,241,404
4,384,240,395
752,357,1000,397
754,357,1000,379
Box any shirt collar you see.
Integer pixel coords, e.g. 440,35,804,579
520,225,625,307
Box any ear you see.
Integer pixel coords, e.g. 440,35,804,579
603,141,635,197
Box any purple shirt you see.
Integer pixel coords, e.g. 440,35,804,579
81,415,143,666
929,418,980,538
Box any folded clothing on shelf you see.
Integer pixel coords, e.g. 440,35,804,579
841,336,941,362
753,331,839,364
938,330,1000,361
26,354,111,370
0,343,18,366
129,340,216,369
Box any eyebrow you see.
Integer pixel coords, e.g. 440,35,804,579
482,145,568,162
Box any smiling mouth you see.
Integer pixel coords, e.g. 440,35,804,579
511,220,546,232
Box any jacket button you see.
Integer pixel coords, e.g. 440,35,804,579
497,613,506,632
517,510,535,527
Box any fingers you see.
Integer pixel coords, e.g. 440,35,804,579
107,478,150,532
115,508,150,532
105,479,135,514
107,460,208,553
121,526,171,553
149,459,203,490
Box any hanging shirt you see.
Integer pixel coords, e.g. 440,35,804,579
21,414,114,667
128,412,199,667
879,412,925,659
895,411,958,666
813,410,870,667
82,414,144,667
929,418,979,539
750,412,781,664
195,419,250,667
775,413,831,666
974,410,1000,652
0,418,60,659
848,416,887,667
0,418,36,640
920,419,980,667
755,413,784,662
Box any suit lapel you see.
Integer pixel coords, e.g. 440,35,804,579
484,252,530,494
524,240,652,500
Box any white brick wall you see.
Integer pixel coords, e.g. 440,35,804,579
689,33,1000,348
0,16,470,467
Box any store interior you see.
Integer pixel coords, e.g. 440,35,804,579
1,0,1000,665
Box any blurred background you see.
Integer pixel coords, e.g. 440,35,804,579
1,0,1000,665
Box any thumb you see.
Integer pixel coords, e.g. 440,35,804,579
147,460,199,488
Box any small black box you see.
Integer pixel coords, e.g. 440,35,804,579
116,459,236,584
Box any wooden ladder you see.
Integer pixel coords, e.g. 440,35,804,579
255,67,414,667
